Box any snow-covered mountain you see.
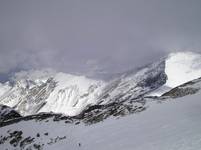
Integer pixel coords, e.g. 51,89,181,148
1,75,201,150
1,51,201,149
0,61,166,117
0,51,201,118
0,70,105,116
149,51,201,96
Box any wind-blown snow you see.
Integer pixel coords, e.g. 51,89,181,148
165,52,201,87
149,51,201,96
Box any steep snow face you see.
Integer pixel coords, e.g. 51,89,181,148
98,60,166,104
1,51,201,116
39,73,105,116
0,70,105,116
0,69,106,116
165,52,201,87
0,60,167,117
149,52,201,96
0,61,166,116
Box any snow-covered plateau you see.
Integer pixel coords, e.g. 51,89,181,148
1,51,201,150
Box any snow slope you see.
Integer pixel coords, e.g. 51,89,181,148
1,51,201,149
165,51,201,87
1,83,201,149
39,72,105,116
149,51,201,96
73,92,201,150
0,70,105,116
0,60,166,116
0,51,201,117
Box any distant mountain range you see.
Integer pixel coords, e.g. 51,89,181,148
1,51,201,150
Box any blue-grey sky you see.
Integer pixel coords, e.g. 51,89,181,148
0,0,201,75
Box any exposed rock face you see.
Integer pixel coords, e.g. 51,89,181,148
162,77,201,98
1,52,201,125
97,60,167,105
0,105,21,122
0,78,57,116
79,98,146,125
0,60,166,117
1,52,201,150
0,113,77,128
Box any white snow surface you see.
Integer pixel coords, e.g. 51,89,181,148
0,70,105,116
39,72,105,116
0,51,201,115
150,51,201,96
165,51,201,87
1,86,201,149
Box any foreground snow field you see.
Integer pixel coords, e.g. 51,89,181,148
76,93,201,150
1,90,201,150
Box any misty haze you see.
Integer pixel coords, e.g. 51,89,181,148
0,1,201,150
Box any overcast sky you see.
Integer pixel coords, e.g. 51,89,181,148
0,0,201,77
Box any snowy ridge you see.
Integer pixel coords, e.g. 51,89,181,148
1,81,201,149
0,60,167,116
165,51,201,87
0,71,105,116
161,77,201,98
1,51,201,149
0,51,201,116
149,51,201,96
97,60,166,104
39,73,105,116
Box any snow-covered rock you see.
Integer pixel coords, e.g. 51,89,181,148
0,71,105,116
0,51,201,117
165,52,201,87
1,79,201,150
0,105,21,122
161,77,201,98
149,51,201,96
0,61,166,116
39,73,105,116
0,51,201,149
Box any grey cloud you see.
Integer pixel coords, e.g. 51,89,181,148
0,0,201,76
